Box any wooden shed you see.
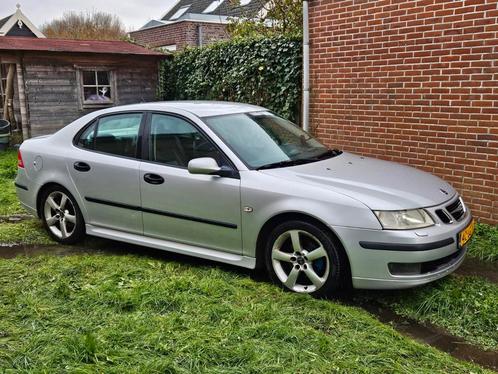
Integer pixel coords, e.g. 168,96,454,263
0,36,166,138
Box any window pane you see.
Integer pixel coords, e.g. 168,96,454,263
84,86,112,103
95,113,142,158
205,112,327,169
97,71,110,85
83,71,96,86
84,87,98,102
150,114,224,167
77,121,97,149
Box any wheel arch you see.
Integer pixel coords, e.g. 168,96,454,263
255,212,352,278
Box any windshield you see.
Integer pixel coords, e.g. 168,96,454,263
204,111,339,169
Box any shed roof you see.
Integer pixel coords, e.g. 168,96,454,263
0,36,166,56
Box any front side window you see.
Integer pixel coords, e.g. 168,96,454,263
81,70,113,106
77,113,142,158
149,114,226,168
204,112,336,169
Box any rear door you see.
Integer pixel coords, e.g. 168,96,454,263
139,112,242,254
68,112,145,234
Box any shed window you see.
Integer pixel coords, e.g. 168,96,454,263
81,70,113,106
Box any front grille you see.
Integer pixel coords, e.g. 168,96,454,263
435,209,452,224
446,197,465,222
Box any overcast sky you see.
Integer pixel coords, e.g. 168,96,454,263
2,0,177,31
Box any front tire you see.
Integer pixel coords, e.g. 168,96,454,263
264,220,349,298
41,186,85,244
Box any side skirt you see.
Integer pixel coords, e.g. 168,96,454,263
85,224,256,269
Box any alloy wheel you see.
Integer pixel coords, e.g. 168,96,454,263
271,229,330,293
43,191,77,239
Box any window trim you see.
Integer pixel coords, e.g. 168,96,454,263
141,111,240,178
73,111,146,161
76,68,117,109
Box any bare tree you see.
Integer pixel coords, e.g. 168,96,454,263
42,11,126,40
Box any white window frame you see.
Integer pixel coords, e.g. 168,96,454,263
77,68,116,109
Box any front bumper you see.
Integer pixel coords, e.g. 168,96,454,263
332,207,473,290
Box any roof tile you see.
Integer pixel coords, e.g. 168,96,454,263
0,36,166,56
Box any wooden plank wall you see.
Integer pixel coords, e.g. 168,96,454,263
22,53,161,137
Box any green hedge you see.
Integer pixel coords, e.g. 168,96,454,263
159,36,302,122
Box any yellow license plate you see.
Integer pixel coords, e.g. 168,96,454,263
458,219,475,248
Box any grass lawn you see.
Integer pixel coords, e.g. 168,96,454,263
364,275,498,351
0,220,54,246
0,149,22,216
0,253,491,373
468,224,498,263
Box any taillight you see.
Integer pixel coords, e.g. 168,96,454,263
17,150,24,168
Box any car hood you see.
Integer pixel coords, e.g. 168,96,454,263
260,152,456,210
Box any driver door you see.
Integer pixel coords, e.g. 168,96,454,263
139,113,242,254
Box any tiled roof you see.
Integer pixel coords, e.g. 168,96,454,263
162,0,267,21
0,36,166,56
0,14,13,29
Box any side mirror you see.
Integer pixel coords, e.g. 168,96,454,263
188,157,239,178
188,157,222,175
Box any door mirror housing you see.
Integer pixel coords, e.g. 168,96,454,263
188,157,239,179
188,157,220,175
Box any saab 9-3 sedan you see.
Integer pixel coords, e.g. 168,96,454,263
15,102,474,296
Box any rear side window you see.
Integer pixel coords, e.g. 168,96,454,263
77,113,143,158
77,121,97,148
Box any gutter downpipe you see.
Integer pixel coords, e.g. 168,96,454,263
197,25,204,47
302,0,310,132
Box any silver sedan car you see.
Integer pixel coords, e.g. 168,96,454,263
15,102,475,296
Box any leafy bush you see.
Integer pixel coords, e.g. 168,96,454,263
159,36,302,123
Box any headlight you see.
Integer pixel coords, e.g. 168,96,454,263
374,209,435,230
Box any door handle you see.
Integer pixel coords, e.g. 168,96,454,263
144,173,164,185
74,161,91,172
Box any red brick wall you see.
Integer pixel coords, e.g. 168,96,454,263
309,0,498,224
129,21,229,50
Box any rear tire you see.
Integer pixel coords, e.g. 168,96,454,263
264,220,349,298
40,185,85,244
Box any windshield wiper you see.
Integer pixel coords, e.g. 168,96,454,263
256,149,343,171
312,149,343,160
256,159,314,170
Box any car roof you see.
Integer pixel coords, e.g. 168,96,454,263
101,101,266,118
